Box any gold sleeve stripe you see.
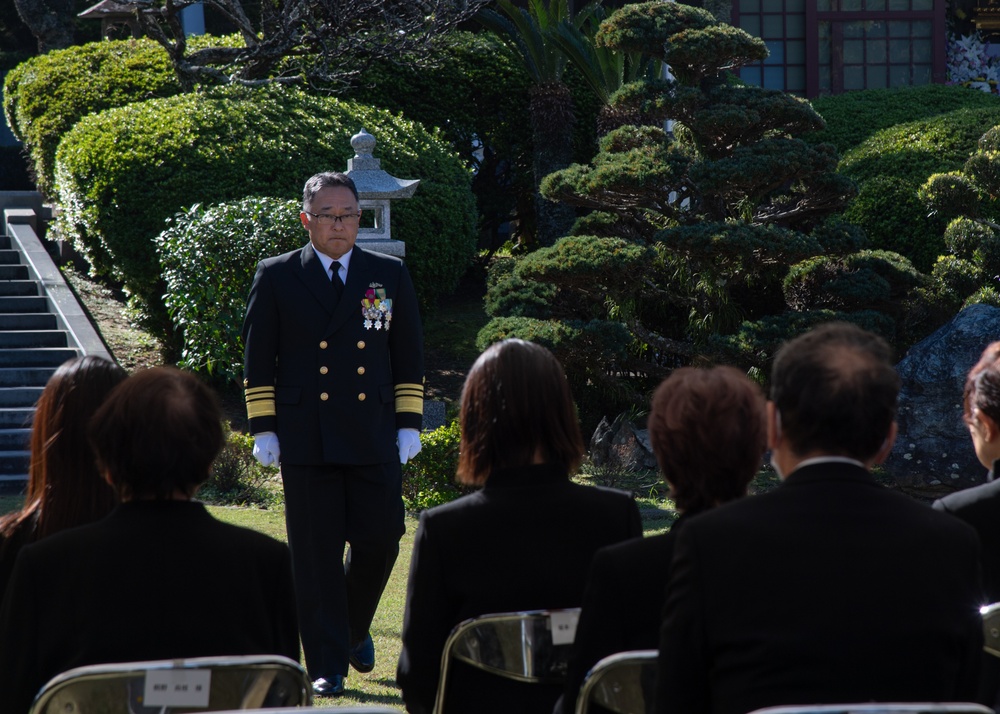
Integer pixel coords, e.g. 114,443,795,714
395,382,424,415
246,399,276,419
245,386,275,397
394,383,424,396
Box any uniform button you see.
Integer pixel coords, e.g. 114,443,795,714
358,393,366,401
320,392,329,401
319,341,328,349
357,340,366,349
320,366,329,375
357,366,365,375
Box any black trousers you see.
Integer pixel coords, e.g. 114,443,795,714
281,461,405,679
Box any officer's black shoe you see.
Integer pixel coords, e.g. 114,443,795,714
312,675,346,696
349,634,376,673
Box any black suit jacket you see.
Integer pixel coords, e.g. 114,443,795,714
243,244,423,465
0,501,299,714
934,465,1000,707
554,513,698,714
658,461,984,714
397,464,643,714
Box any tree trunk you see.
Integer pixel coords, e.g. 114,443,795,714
530,81,577,248
14,0,76,52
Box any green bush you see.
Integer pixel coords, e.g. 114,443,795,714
157,197,302,382
201,424,283,508
3,36,238,196
401,421,469,512
841,176,945,272
919,172,981,222
807,84,1000,155
55,84,477,342
965,285,1000,309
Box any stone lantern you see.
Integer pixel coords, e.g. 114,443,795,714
345,129,419,257
78,0,147,40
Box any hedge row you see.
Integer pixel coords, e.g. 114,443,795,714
55,84,477,344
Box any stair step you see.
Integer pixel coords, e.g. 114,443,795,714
0,451,30,475
0,281,38,297
0,250,22,266
0,409,33,429
0,236,11,250
0,314,57,330
0,348,77,367
0,367,57,387
0,265,29,280
0,331,67,348
0,428,31,450
0,296,48,313
0,388,43,407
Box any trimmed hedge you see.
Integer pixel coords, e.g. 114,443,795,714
3,36,238,196
55,84,477,340
807,84,1000,155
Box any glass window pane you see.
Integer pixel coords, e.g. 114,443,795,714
819,21,831,39
912,38,932,62
844,39,865,63
889,64,911,86
764,66,786,89
763,0,783,11
763,15,784,38
912,0,932,8
765,40,786,63
842,0,862,10
866,38,887,62
741,66,763,86
912,20,932,36
741,15,761,36
843,21,864,37
786,14,805,37
787,66,806,91
867,65,887,88
819,38,831,63
820,66,831,91
787,0,805,10
845,65,865,89
889,39,910,62
818,0,831,9
913,64,932,84
740,0,760,12
865,20,887,37
889,0,909,9
889,21,910,37
867,0,886,9
787,40,806,63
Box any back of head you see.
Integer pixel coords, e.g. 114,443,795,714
90,367,224,500
18,356,127,538
964,341,1000,425
770,322,899,461
457,339,584,485
648,366,766,513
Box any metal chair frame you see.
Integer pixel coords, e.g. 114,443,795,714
981,601,1000,658
747,705,994,714
29,654,311,714
574,649,658,714
432,608,581,714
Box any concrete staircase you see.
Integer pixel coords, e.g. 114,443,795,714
0,194,114,490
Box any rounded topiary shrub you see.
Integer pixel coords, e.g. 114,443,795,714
3,36,238,196
55,84,477,340
919,172,981,222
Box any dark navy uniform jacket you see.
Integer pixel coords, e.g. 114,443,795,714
243,242,423,465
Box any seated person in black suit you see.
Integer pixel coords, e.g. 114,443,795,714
934,340,1000,706
555,366,766,714
396,339,643,714
0,367,299,714
657,322,985,714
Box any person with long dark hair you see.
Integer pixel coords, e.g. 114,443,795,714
397,339,642,714
0,355,126,601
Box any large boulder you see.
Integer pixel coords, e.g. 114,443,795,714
589,414,658,472
884,304,1000,498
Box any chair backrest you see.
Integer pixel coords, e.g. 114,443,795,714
208,708,398,714
433,608,581,714
982,601,1000,658
747,704,994,714
574,649,658,714
29,654,311,714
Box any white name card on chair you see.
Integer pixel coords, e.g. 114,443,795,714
143,668,212,707
551,610,580,645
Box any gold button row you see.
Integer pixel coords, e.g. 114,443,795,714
319,392,366,401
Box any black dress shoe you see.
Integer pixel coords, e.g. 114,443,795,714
312,675,346,696
349,634,376,673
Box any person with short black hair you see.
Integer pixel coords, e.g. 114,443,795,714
555,366,766,714
0,367,299,714
397,339,642,714
656,322,985,714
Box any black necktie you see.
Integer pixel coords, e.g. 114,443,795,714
331,262,344,302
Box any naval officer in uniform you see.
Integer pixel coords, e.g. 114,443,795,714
243,171,424,697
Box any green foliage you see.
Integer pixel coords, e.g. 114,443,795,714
965,285,1000,309
201,425,283,508
3,36,238,196
54,84,477,343
919,172,981,221
842,176,945,272
157,197,303,383
807,84,1000,155
783,250,926,313
401,421,468,511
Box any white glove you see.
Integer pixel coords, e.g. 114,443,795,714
253,431,280,468
397,428,422,465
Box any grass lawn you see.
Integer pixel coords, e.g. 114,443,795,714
1,488,676,710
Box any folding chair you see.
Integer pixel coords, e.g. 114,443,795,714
432,608,581,714
209,709,398,714
29,654,311,714
747,704,994,714
982,601,1000,658
574,649,658,714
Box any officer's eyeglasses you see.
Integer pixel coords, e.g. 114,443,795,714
305,211,361,226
